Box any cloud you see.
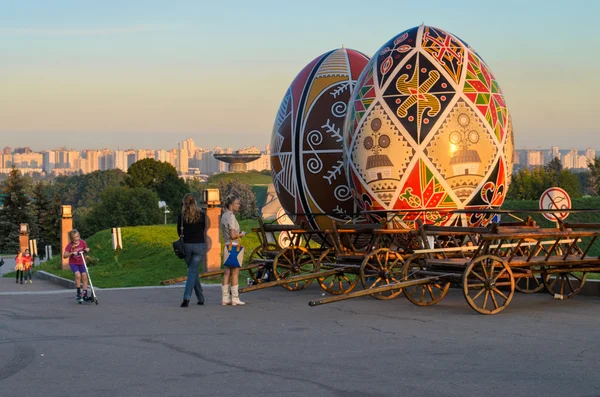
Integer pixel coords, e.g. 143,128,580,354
0,25,177,37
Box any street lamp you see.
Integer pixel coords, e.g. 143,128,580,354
60,205,72,219
158,201,170,225
202,189,221,208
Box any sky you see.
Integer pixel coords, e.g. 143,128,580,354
0,0,599,151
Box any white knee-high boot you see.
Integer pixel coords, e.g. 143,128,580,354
221,284,231,305
231,285,245,306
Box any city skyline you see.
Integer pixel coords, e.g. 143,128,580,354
1,1,599,150
1,138,596,179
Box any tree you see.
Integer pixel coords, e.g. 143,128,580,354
126,159,187,221
587,156,600,195
218,180,257,219
30,181,60,257
545,157,563,174
0,167,34,253
49,169,126,209
544,157,563,187
83,187,162,235
507,165,581,200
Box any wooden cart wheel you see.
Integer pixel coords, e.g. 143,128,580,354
542,271,587,299
247,244,278,284
402,254,450,306
360,248,404,300
273,246,318,291
514,266,545,294
316,249,359,295
463,255,514,315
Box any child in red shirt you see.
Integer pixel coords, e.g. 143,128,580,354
23,249,34,284
62,229,90,302
14,251,24,284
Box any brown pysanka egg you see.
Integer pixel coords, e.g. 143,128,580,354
344,25,514,227
271,48,370,229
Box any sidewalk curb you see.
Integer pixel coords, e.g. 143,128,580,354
35,271,75,289
33,271,223,291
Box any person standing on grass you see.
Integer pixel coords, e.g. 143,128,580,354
63,229,90,303
221,194,246,306
14,251,24,284
23,249,33,284
177,193,206,308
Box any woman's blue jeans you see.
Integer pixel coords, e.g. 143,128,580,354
183,243,205,302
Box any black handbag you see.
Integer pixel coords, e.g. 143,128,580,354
173,225,186,259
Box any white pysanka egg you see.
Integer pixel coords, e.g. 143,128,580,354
344,25,514,227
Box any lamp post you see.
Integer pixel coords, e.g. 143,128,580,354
158,201,170,225
60,205,73,270
19,223,30,256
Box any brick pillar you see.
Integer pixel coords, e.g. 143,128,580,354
60,206,73,270
204,207,222,273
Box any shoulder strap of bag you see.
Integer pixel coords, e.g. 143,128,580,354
179,214,184,239
227,237,241,251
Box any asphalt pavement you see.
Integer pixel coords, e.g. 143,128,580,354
1,281,599,397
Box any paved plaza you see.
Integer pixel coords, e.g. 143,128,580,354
1,277,599,397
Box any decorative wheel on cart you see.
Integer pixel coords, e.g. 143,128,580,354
514,266,545,294
360,248,404,300
247,243,278,284
273,246,318,291
541,270,587,299
463,255,515,315
401,254,450,306
316,249,359,295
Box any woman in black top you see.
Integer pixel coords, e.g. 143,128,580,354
177,193,206,307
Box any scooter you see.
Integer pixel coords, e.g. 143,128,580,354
78,252,98,305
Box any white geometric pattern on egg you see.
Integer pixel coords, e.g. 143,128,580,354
344,25,512,227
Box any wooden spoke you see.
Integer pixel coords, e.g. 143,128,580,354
482,290,489,310
273,246,317,291
469,270,487,283
489,291,499,309
360,248,404,300
515,265,545,294
472,288,485,302
463,255,514,315
492,287,509,301
542,271,587,299
402,254,450,307
316,249,358,295
247,244,277,283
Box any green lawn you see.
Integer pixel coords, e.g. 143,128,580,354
207,171,272,185
3,221,263,288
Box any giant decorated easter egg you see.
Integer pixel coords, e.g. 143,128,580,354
271,48,370,229
344,25,514,227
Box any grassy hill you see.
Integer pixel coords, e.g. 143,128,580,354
503,197,600,229
8,220,262,288
207,171,272,185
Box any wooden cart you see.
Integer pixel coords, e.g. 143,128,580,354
310,213,600,315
